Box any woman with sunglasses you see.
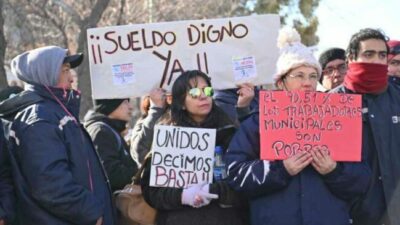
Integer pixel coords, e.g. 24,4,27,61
140,70,249,225
225,28,370,225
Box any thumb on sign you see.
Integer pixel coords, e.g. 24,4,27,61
193,184,219,208
198,191,219,200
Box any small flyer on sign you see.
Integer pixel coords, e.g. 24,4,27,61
111,63,135,85
232,56,257,82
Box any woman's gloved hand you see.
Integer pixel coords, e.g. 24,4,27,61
182,183,218,208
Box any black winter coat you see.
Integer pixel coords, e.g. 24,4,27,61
84,110,139,192
0,120,15,223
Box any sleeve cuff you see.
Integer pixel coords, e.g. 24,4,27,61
323,162,344,180
143,106,166,126
236,106,251,120
209,182,220,195
149,106,166,115
277,161,292,180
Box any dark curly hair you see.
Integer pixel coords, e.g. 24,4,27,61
346,28,389,61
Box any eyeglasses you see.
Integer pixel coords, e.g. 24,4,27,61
286,73,319,82
390,45,400,55
188,87,214,98
322,64,347,76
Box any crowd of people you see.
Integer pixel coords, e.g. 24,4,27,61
0,26,399,225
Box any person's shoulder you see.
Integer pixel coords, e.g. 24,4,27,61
89,121,115,137
247,108,259,119
239,109,260,130
35,99,65,120
0,90,43,118
384,82,400,99
213,88,239,103
387,81,400,92
14,98,70,128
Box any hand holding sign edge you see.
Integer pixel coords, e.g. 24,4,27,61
311,149,337,175
283,151,313,176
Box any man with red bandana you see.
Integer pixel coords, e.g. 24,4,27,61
331,28,400,225
387,40,400,85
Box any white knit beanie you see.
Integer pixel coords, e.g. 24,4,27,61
274,27,321,82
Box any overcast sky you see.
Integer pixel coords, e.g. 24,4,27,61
315,0,400,55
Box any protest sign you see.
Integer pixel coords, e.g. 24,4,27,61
259,91,362,162
87,14,280,99
149,125,216,188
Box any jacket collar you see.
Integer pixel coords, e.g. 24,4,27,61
0,90,43,120
26,84,81,120
389,76,400,86
84,110,127,133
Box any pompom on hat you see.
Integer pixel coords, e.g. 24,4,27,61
274,27,321,82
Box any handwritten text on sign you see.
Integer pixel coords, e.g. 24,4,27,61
259,91,362,162
149,125,216,188
87,15,279,99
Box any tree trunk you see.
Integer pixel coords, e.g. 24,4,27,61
0,0,9,88
76,0,111,119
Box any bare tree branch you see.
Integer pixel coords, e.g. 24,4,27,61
25,0,69,48
76,0,111,116
116,0,126,25
50,0,83,25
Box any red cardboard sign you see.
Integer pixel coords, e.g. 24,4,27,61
259,91,362,162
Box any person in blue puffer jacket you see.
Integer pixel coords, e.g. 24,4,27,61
5,46,116,225
225,28,371,225
213,85,259,124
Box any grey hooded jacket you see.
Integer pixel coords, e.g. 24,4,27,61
11,45,67,86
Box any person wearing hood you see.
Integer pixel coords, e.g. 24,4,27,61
5,46,116,225
330,28,400,225
387,40,400,85
84,98,139,192
225,28,370,225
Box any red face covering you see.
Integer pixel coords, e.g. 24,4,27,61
344,62,388,94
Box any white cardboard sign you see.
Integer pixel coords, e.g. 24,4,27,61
149,125,216,188
87,14,280,99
